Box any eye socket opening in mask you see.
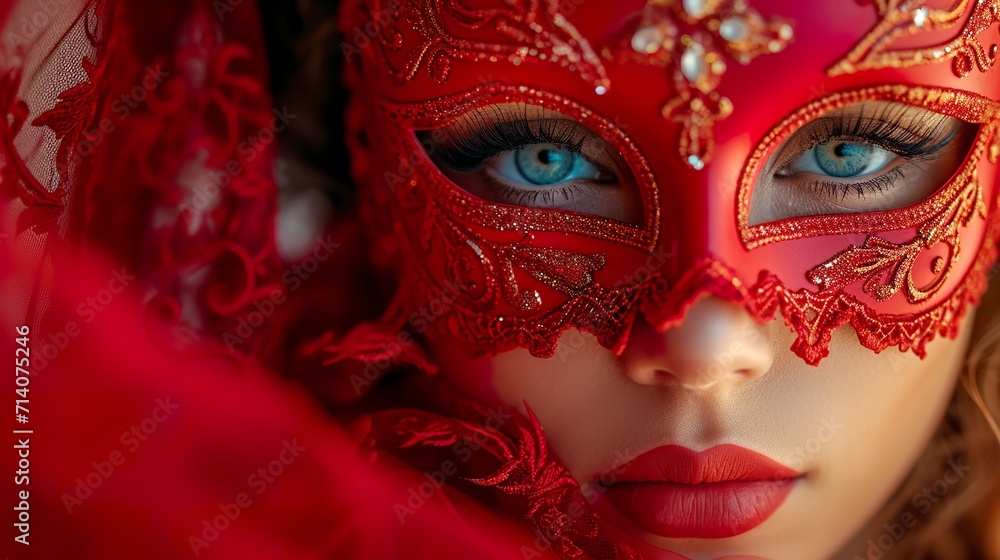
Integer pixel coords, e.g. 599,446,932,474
747,100,978,226
414,102,645,226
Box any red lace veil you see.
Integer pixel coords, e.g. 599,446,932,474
0,1,545,558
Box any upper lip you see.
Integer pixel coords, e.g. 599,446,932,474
595,444,803,540
601,443,800,485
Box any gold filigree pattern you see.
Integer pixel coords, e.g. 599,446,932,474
446,279,647,357
829,0,1000,77
764,209,998,365
373,84,663,358
600,0,793,169
738,86,1000,248
355,0,610,93
733,84,1000,364
496,244,606,311
807,167,986,303
425,204,608,314
350,66,1000,365
991,126,1000,162
639,236,999,366
378,83,660,251
405,189,638,356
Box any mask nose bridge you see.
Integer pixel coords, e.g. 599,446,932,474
635,138,767,333
650,147,751,285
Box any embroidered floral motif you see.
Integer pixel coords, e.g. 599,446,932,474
0,67,66,235
361,403,641,559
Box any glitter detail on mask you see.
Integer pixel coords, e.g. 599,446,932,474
739,86,1000,248
374,83,662,358
734,84,1000,364
599,0,793,168
344,0,610,93
829,0,1000,78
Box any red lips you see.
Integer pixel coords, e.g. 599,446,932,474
599,444,800,539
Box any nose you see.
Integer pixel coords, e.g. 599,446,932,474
620,297,773,390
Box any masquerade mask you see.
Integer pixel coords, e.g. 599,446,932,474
339,0,1000,365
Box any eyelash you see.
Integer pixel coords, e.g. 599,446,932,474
485,177,588,206
431,107,963,207
790,109,960,200
809,167,906,201
805,110,954,157
430,112,590,173
789,108,961,200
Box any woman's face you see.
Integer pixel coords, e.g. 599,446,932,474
412,95,985,558
342,0,1000,556
430,303,975,559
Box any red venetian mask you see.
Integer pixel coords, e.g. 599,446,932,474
339,0,1000,365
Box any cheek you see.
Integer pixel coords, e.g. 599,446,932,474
780,311,972,554
428,335,504,407
430,330,637,478
495,344,651,480
428,307,973,560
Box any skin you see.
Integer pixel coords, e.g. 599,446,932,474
427,103,644,224
416,91,981,560
343,0,1000,549
749,102,973,223
430,301,974,559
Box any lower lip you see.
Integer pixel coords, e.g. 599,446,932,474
603,478,796,539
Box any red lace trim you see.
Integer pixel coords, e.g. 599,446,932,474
360,403,641,559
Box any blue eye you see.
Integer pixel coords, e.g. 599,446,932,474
514,144,576,185
783,140,896,179
490,143,602,187
815,141,874,177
